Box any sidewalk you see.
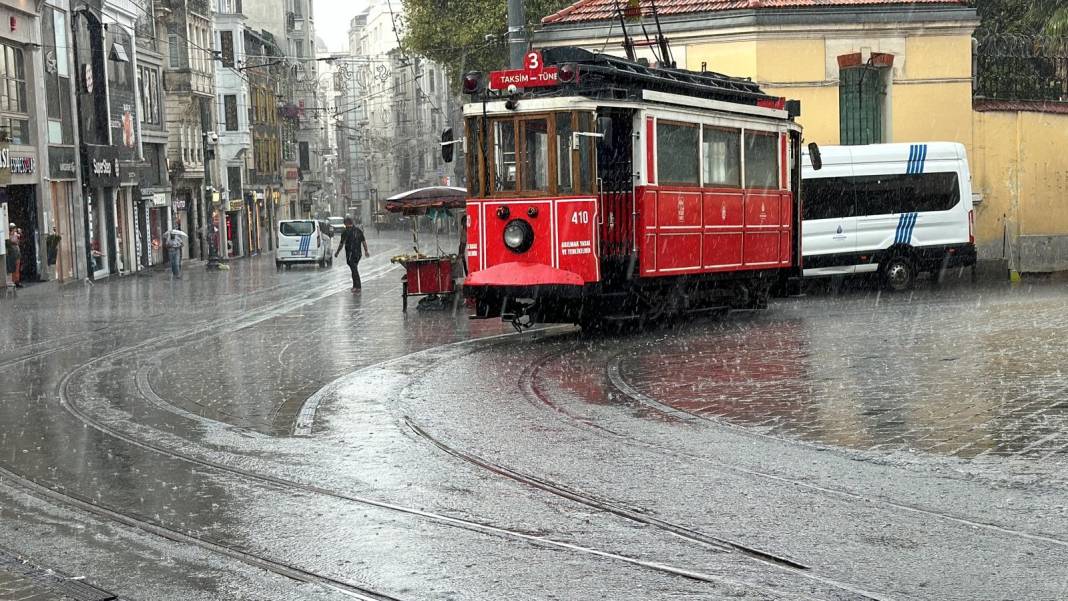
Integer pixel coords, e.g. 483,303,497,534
0,547,116,601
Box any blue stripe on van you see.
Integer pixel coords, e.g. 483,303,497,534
906,212,919,243
907,144,929,175
895,213,907,243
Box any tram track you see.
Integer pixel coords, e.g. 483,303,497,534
514,338,1068,550
497,338,1068,554
2,276,787,598
600,348,1068,550
0,463,404,601
404,396,893,601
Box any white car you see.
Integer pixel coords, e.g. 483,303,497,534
801,142,976,290
276,219,333,269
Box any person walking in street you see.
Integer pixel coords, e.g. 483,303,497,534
6,224,22,288
163,224,189,279
334,216,369,292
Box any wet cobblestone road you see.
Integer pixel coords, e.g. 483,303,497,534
1,235,1067,600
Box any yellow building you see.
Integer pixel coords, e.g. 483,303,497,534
537,0,1068,273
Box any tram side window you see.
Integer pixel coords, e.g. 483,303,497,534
657,121,700,186
802,177,855,220
556,115,573,194
522,118,550,193
702,126,741,187
576,112,595,195
466,117,484,197
494,120,517,192
744,131,779,189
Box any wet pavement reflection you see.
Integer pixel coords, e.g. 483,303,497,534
616,282,1068,460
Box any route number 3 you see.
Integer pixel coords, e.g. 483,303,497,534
525,51,541,71
571,210,590,224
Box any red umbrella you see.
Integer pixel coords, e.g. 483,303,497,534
384,186,466,215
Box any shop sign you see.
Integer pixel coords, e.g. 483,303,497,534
174,199,187,210
150,193,167,207
228,199,244,211
83,144,120,186
119,161,139,185
0,148,36,181
48,146,78,180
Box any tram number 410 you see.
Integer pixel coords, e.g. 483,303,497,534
570,210,590,224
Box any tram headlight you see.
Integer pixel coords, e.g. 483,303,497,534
503,219,534,253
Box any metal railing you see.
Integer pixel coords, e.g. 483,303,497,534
974,34,1068,101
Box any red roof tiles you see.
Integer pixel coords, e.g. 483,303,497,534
542,0,967,25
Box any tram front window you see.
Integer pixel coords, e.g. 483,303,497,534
472,112,596,197
494,120,517,191
523,119,550,192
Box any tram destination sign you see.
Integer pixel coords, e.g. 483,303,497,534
489,51,560,90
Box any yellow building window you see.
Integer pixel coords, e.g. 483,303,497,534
838,53,894,145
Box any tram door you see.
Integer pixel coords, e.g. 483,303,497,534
595,109,635,285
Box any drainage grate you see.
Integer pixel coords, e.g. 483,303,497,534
0,548,118,601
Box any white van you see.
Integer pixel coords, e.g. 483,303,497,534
276,219,333,269
801,142,976,290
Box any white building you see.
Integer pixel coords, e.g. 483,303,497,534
245,0,323,217
213,0,254,254
343,0,451,223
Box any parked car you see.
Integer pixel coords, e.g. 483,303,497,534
276,219,333,269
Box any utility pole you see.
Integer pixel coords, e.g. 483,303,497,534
507,0,526,68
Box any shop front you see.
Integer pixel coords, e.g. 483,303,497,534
224,195,245,258
1,148,42,283
244,191,265,256
140,191,170,267
113,184,137,274
47,146,81,282
82,144,122,279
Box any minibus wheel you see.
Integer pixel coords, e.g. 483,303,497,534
881,254,916,292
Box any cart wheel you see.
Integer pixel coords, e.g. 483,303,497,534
402,281,408,313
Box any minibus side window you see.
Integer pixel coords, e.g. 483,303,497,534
853,172,960,216
802,178,855,220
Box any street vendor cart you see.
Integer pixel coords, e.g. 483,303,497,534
385,186,466,312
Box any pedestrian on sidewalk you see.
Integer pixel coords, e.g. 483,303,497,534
6,223,21,288
163,225,189,279
334,216,369,292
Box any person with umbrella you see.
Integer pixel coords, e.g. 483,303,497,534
163,222,189,279
334,216,370,292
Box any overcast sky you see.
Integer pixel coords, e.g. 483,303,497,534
314,0,369,52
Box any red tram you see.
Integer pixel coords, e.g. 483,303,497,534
457,47,803,329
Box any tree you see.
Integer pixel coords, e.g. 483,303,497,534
400,0,575,84
973,0,1068,37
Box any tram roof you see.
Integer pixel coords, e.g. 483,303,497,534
479,47,783,109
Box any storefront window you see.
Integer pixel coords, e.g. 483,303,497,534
88,193,109,277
